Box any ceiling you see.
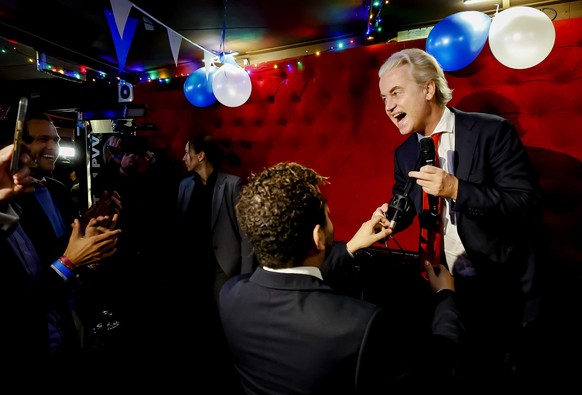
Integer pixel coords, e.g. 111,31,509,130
0,0,567,85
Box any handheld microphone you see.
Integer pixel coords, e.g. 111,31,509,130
386,158,420,231
419,136,435,166
387,192,412,230
386,136,439,232
419,137,439,216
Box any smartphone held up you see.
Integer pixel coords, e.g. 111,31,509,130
9,97,28,174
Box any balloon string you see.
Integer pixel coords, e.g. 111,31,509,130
220,0,228,56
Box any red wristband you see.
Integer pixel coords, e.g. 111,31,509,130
59,255,75,271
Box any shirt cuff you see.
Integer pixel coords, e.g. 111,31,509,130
346,244,354,258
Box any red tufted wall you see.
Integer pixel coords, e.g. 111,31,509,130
135,18,582,268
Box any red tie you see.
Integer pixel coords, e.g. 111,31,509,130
419,133,442,278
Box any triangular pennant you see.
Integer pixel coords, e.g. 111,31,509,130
204,51,214,79
167,28,182,67
105,9,139,71
110,0,133,39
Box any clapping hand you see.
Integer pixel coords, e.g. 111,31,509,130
63,218,122,269
81,190,122,230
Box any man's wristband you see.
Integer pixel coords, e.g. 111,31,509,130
52,260,75,282
59,255,75,271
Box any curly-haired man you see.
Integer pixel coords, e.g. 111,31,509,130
219,161,462,394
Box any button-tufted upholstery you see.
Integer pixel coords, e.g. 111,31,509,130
136,18,582,274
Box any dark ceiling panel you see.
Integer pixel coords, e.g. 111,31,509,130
0,0,570,85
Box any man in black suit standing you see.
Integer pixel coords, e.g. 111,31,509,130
220,161,463,394
373,48,545,388
176,136,256,304
169,136,255,392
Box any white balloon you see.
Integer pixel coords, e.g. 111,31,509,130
489,6,555,69
212,63,252,107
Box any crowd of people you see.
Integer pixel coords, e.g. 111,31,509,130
1,47,552,392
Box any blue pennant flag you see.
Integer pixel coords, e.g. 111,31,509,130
105,8,138,72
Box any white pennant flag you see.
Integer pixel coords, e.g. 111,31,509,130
167,28,182,67
110,0,133,39
204,51,214,79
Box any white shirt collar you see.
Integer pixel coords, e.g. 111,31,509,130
416,107,455,141
262,265,323,281
436,107,455,135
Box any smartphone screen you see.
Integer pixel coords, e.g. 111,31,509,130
9,97,28,174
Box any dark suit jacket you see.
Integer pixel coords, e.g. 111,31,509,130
391,107,544,327
14,177,82,353
220,243,463,395
0,202,78,358
176,171,255,277
16,177,77,265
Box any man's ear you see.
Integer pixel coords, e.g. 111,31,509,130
312,224,326,252
425,80,436,100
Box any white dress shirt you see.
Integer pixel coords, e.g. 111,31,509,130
422,107,474,276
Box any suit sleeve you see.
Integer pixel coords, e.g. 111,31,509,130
358,292,465,392
419,290,465,386
319,241,356,288
233,177,257,274
388,136,420,234
431,289,464,344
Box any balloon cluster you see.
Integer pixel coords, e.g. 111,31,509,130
489,7,556,69
426,11,491,72
183,66,218,107
212,63,253,108
183,62,252,108
184,7,555,107
426,7,555,71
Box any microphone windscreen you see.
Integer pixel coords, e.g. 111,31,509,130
419,137,435,166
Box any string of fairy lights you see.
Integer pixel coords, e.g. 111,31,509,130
1,1,388,86
365,0,387,42
0,37,121,86
141,0,387,84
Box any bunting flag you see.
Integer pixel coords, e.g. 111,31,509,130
110,0,133,39
105,9,138,71
107,0,219,77
204,51,214,78
168,28,183,67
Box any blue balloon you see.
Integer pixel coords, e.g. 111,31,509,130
426,11,491,72
183,66,218,107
